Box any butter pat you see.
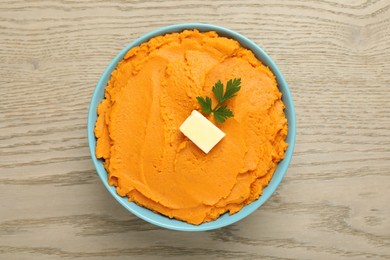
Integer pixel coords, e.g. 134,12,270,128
179,110,225,153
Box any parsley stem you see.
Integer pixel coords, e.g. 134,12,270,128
212,102,224,112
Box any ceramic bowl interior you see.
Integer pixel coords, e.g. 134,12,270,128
87,23,296,231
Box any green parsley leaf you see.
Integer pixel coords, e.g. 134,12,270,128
212,80,224,103
196,78,241,123
214,106,234,123
196,96,212,114
223,78,241,102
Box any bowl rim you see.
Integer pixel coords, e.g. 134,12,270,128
87,23,296,231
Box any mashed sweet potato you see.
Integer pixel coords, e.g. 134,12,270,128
95,29,288,225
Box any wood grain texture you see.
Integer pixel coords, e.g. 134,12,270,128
1,0,389,259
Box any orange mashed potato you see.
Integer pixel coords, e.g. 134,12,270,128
95,29,288,225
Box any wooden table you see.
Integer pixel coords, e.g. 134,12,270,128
1,1,389,259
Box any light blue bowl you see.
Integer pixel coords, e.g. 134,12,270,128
87,23,296,231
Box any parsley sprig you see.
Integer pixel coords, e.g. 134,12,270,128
196,78,241,123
